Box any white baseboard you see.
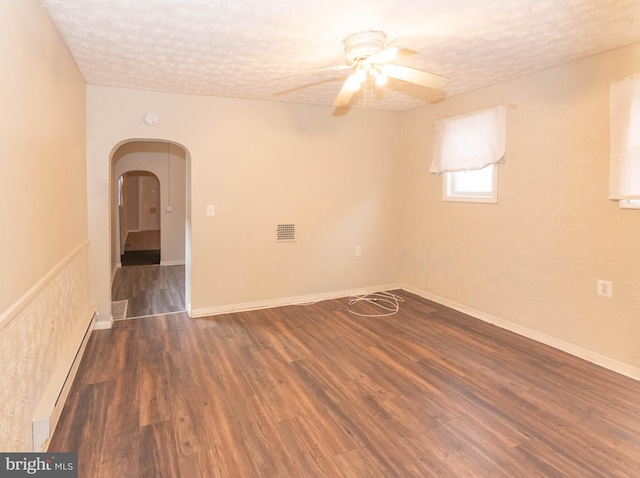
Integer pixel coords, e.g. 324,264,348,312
190,283,402,318
33,307,96,451
160,260,185,266
94,315,113,330
402,284,640,381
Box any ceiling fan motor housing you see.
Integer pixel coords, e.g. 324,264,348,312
344,30,387,62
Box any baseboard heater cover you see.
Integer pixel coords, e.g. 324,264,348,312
32,308,96,451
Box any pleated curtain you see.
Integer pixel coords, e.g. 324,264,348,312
430,105,506,174
609,75,640,200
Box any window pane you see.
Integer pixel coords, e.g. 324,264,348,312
452,165,493,193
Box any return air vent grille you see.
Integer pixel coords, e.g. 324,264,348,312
275,224,296,242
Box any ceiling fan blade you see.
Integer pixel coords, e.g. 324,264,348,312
276,64,353,80
333,77,356,107
369,46,417,64
382,64,449,89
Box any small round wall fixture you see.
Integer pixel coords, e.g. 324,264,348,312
143,112,158,125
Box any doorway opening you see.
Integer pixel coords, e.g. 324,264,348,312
111,140,188,320
119,171,161,266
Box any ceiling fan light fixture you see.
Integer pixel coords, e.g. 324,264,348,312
355,68,367,83
371,65,389,86
380,63,395,76
375,46,399,63
372,70,388,86
327,27,448,108
345,73,363,91
343,30,387,63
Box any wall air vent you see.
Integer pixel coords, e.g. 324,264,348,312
275,224,296,242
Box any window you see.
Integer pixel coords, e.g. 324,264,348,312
619,199,640,209
430,105,506,204
443,164,498,203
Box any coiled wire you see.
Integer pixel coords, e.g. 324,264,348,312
347,291,405,317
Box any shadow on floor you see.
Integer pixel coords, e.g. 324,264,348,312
121,249,160,266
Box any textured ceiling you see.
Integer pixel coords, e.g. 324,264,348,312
40,0,640,111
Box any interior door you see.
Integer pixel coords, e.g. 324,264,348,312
139,175,160,231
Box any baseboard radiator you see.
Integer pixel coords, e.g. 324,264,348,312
32,307,97,452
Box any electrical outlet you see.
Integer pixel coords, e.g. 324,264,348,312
597,280,612,298
355,246,362,256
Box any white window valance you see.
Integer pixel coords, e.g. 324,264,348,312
430,105,506,174
609,75,640,200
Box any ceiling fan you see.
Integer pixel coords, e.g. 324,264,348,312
282,30,449,107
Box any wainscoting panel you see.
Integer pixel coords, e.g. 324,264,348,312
0,243,91,451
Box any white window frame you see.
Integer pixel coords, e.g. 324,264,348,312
619,199,640,209
443,164,498,203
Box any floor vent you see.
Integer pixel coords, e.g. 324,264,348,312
275,224,296,242
112,300,128,321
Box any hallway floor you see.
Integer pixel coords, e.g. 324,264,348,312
124,230,160,251
112,265,185,318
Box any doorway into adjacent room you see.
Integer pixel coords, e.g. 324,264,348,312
111,141,188,320
120,171,161,266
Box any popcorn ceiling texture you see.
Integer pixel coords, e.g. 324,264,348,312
40,0,640,111
0,247,89,451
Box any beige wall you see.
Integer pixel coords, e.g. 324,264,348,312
0,0,89,450
402,43,640,376
87,87,403,321
0,0,87,312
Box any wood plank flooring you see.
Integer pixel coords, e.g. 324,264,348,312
112,265,185,318
124,230,161,251
49,291,640,477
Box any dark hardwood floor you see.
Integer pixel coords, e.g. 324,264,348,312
112,265,185,318
124,230,160,252
49,291,640,477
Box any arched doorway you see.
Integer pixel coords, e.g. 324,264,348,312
110,140,188,319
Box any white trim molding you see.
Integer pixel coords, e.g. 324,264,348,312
190,283,402,318
94,316,114,330
112,263,121,284
160,260,185,266
0,240,90,331
402,284,640,381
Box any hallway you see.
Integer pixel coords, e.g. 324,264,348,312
112,265,185,318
